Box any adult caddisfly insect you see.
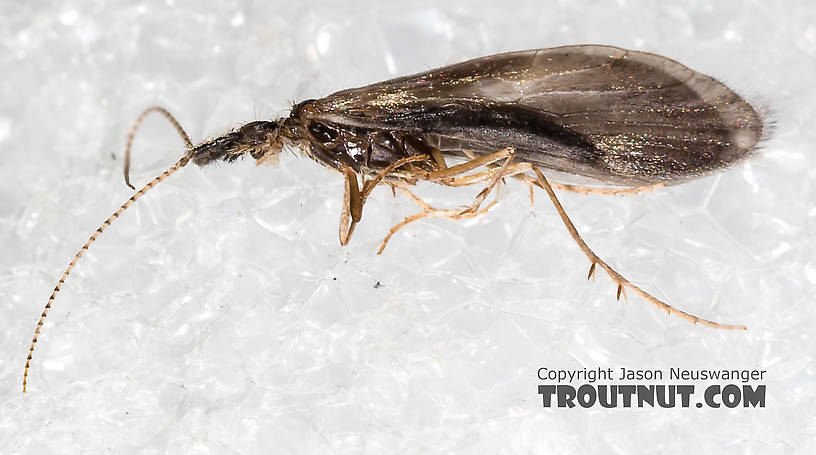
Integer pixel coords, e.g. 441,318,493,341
23,44,765,392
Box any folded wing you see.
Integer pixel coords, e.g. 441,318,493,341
307,45,763,186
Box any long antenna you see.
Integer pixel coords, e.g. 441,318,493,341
124,106,193,189
23,107,193,393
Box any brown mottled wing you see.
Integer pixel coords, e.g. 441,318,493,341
305,45,763,186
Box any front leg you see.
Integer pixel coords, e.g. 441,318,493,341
338,155,430,246
339,167,363,246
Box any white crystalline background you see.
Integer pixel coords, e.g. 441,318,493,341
1,1,814,453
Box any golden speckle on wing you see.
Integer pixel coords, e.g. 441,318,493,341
306,44,762,186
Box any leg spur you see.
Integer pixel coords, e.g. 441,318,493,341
530,166,746,330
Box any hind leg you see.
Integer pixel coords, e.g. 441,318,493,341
530,166,745,330
378,148,530,252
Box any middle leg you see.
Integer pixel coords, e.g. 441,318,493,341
378,147,530,251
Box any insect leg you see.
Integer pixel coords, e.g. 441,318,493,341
359,155,429,199
340,167,363,246
550,182,666,196
425,147,532,188
512,174,536,205
376,147,537,250
438,162,533,187
338,155,429,246
423,147,534,214
530,166,746,330
124,106,193,190
428,146,448,170
457,148,516,215
425,147,513,180
377,186,497,254
512,174,665,196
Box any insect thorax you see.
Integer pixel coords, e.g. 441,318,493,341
288,117,434,177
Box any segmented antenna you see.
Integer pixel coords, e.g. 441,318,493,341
125,106,193,188
23,107,193,393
